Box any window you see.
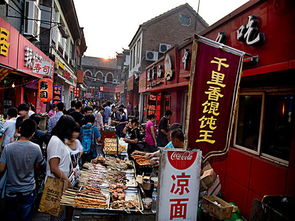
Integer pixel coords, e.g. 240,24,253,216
96,71,103,81
106,73,113,83
234,92,295,165
85,71,92,78
132,47,135,68
262,95,294,161
179,15,191,26
235,94,263,152
136,39,141,65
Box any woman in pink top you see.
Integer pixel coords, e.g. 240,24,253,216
48,104,57,117
145,114,157,152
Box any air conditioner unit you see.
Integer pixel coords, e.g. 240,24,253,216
159,43,171,53
24,0,41,41
146,51,158,62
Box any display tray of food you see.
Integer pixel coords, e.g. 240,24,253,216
131,155,152,166
130,154,154,173
61,185,110,210
109,187,143,213
79,157,135,188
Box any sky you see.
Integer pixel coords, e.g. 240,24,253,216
73,0,249,58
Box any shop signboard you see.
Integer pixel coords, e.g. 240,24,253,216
186,35,244,161
0,17,19,70
74,87,80,98
146,48,177,90
158,149,202,221
138,72,146,93
76,70,84,84
38,78,53,103
115,82,125,93
100,86,115,93
17,34,54,78
53,85,62,104
179,44,193,77
127,75,134,91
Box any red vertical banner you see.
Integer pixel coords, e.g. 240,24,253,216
186,35,244,161
53,86,62,104
74,87,80,98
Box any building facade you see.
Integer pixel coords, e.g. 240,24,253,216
81,56,120,101
47,0,86,108
0,0,86,112
140,0,295,218
127,3,208,120
0,0,54,113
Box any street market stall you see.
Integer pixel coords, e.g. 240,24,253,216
60,156,156,219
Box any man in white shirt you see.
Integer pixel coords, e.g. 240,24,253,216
2,107,18,148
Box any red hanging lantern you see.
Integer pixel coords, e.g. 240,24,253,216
38,78,53,103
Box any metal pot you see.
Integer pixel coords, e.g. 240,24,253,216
143,178,153,191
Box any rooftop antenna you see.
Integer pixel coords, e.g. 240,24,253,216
197,0,201,14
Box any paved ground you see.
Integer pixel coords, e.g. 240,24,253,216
33,211,156,221
33,212,51,221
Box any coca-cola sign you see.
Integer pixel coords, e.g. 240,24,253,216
158,149,201,220
168,151,197,170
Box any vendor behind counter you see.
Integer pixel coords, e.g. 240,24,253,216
123,118,141,156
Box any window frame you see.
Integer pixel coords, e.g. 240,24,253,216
233,90,294,166
233,92,264,156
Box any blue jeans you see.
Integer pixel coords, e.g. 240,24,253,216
5,189,36,221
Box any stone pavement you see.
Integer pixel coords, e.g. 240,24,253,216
33,211,156,221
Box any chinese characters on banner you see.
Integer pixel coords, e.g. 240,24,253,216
74,87,80,98
0,27,10,57
186,35,244,161
158,149,202,221
38,78,53,103
53,86,62,104
24,46,53,76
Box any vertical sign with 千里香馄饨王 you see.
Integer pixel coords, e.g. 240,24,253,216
157,149,202,221
185,35,245,162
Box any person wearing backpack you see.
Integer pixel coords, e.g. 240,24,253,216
80,114,101,164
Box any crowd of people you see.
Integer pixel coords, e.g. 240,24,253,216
0,100,185,220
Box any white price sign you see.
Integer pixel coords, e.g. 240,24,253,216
157,149,202,221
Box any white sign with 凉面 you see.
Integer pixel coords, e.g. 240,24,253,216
157,149,202,220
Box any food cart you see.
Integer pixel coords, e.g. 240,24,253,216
60,155,157,220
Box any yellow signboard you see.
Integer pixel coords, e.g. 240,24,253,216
0,27,10,57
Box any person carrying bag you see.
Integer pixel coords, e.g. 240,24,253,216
41,115,77,220
80,115,101,164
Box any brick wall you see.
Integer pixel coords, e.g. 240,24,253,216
141,7,207,71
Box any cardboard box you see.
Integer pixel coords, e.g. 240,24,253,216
207,175,221,196
200,162,217,191
201,195,233,220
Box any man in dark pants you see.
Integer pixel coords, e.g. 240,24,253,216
0,119,44,221
156,110,172,147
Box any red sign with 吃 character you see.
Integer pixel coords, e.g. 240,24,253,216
186,36,244,161
158,149,202,220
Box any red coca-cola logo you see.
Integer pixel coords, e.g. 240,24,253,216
168,151,197,170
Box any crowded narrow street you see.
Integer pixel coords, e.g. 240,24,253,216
0,0,294,220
